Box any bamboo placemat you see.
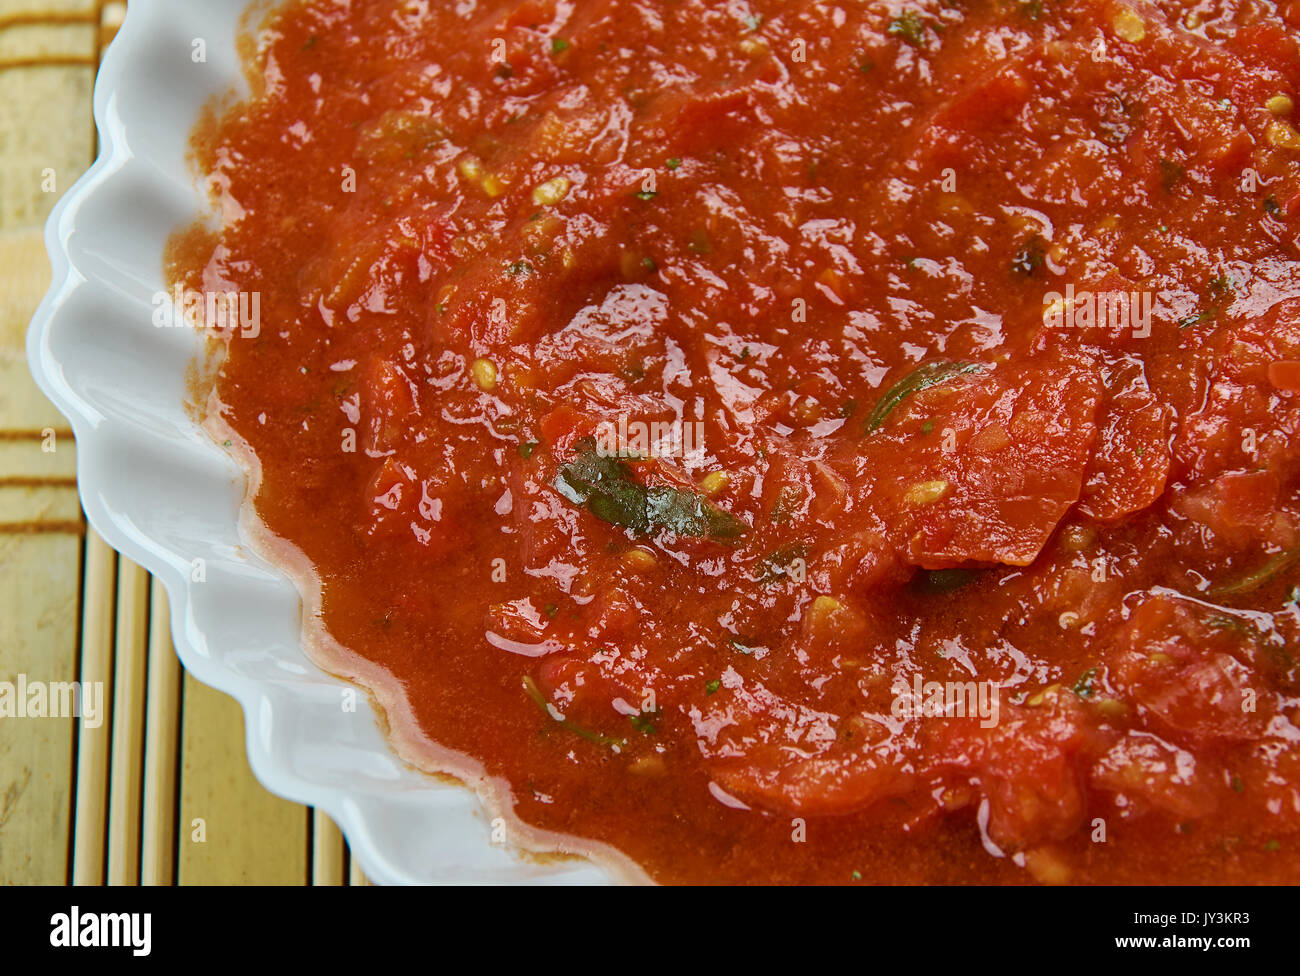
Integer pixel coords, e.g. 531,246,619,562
0,0,366,886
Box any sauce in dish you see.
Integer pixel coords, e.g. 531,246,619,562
173,0,1300,883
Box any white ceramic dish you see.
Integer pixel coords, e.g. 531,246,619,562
27,0,612,885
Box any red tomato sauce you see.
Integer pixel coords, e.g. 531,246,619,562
173,0,1300,883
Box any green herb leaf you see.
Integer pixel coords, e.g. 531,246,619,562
1209,548,1300,597
517,440,538,459
753,543,807,584
864,360,981,433
768,485,804,524
705,679,721,695
522,675,625,749
645,485,747,538
555,440,746,540
550,37,570,54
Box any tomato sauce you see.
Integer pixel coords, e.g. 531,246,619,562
173,0,1300,883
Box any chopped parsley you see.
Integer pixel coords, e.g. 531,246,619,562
1011,234,1048,276
753,542,807,584
1072,667,1099,699
628,710,660,735
887,10,926,46
1178,274,1234,329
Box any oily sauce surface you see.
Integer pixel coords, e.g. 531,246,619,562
175,0,1300,883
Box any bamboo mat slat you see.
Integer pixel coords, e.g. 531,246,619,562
0,0,370,887
106,556,147,884
139,575,178,885
177,675,309,885
71,530,115,885
0,523,81,883
312,809,345,886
